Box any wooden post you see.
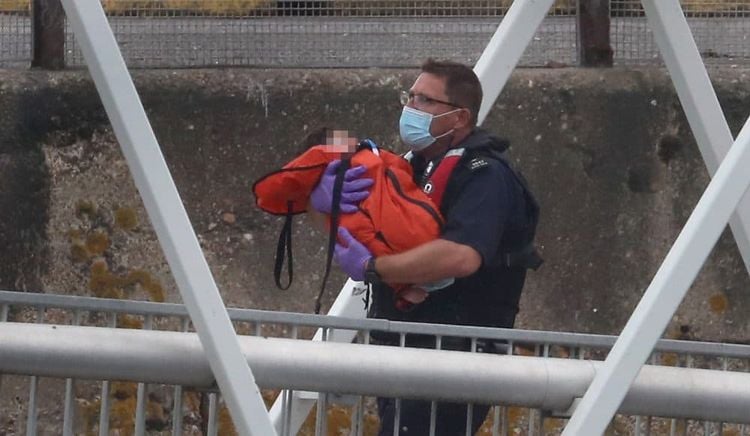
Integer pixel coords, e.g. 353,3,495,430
32,0,65,69
578,0,613,67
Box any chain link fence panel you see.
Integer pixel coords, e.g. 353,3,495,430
612,0,750,66
2,1,750,67
60,0,577,68
0,0,31,68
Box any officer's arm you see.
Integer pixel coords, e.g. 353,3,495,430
374,159,510,285
373,238,481,285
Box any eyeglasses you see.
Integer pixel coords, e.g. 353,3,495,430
400,90,458,108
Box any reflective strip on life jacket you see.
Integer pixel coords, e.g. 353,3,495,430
423,148,465,208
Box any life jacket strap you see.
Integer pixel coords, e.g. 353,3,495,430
436,146,544,272
423,148,465,208
273,202,295,290
314,157,351,314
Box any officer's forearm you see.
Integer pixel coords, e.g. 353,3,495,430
374,239,481,284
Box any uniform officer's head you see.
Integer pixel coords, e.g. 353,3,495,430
399,59,483,157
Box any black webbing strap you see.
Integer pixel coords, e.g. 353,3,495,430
314,158,351,314
273,201,295,290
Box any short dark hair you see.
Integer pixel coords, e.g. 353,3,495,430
421,58,483,126
301,126,331,149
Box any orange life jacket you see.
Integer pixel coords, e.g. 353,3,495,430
255,141,465,312
253,143,443,261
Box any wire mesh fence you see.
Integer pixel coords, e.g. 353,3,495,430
0,0,31,68
2,1,750,69
611,0,750,66
60,0,578,68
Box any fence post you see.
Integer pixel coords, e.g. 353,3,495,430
577,0,613,66
32,0,65,69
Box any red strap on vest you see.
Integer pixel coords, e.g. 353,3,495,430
424,148,465,207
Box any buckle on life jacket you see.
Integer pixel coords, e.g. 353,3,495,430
357,139,379,155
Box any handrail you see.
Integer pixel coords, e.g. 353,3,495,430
1,322,749,424
2,290,750,358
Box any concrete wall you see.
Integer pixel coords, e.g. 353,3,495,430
1,68,749,343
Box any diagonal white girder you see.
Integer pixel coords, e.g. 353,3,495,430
475,0,750,277
474,0,556,127
641,0,750,276
563,0,750,432
59,1,276,434
564,117,750,433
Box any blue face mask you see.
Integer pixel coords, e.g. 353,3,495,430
399,106,460,151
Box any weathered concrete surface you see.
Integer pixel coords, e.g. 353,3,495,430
1,67,749,344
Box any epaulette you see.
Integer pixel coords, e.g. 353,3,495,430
467,157,491,171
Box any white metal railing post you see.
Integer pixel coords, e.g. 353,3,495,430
172,317,190,435
134,315,153,436
269,278,366,433
473,0,556,126
639,0,750,276
62,310,81,436
58,1,276,434
98,315,117,436
563,113,750,433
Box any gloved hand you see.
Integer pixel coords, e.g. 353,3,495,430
334,227,372,281
310,160,374,214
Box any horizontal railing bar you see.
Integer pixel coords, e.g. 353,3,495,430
1,322,749,424
2,290,750,358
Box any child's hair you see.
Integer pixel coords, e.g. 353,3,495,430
299,126,359,154
300,126,332,151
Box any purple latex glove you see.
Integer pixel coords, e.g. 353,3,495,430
334,227,373,281
310,160,374,214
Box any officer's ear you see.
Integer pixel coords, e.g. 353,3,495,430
454,107,472,130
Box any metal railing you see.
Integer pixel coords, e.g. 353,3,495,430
1,290,750,435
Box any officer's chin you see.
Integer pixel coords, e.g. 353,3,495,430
416,139,451,158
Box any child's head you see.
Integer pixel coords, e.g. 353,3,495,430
325,129,358,152
301,126,358,154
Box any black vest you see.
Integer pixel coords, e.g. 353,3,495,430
368,139,541,338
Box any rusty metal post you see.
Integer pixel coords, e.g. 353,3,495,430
32,0,65,69
577,0,613,66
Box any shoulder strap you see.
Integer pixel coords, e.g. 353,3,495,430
423,148,465,208
314,157,351,314
273,202,295,290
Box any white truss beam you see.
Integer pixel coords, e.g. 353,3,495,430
564,115,750,432
642,0,750,275
59,1,276,434
474,0,556,126
563,0,750,432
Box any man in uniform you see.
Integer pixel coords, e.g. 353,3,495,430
311,59,540,435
